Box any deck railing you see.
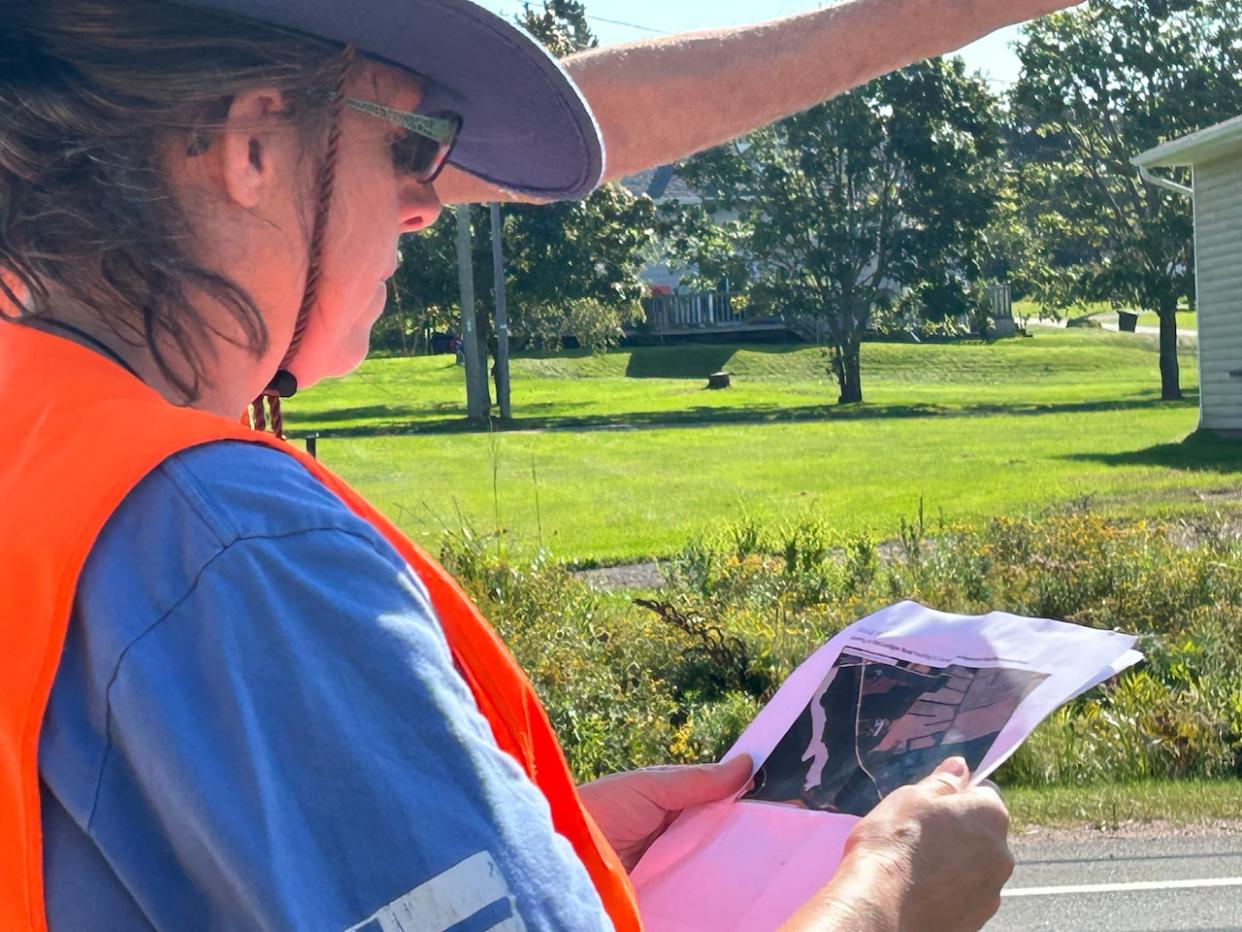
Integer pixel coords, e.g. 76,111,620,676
642,292,744,332
641,284,1016,337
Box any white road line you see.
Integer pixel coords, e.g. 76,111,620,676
1003,877,1242,898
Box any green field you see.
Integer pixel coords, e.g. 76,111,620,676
1137,310,1198,329
283,330,1232,565
1007,779,1242,831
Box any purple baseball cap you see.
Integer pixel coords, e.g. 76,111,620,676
175,0,606,200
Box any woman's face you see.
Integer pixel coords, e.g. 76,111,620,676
284,60,444,388
174,58,443,412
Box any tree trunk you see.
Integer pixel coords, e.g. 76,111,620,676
385,280,410,356
454,204,490,420
835,339,863,404
475,306,494,408
1157,302,1182,402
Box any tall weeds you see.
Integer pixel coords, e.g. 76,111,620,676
441,509,1242,784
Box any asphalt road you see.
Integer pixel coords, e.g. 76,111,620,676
988,829,1242,931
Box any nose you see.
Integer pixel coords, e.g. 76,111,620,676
399,178,443,233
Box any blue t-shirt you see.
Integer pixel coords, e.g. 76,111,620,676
38,442,611,931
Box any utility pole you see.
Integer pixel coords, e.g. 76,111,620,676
489,202,512,420
454,204,490,421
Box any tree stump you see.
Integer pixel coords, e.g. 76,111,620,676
707,371,732,390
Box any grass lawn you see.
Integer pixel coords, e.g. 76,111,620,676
1006,779,1242,832
282,329,1233,566
1137,310,1198,329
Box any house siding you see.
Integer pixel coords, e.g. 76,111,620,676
1193,153,1242,430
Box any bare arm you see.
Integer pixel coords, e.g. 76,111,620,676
778,856,906,932
435,0,1076,204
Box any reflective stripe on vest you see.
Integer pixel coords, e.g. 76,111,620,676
0,324,640,932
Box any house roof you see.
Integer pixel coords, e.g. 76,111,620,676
1133,113,1242,168
618,165,702,203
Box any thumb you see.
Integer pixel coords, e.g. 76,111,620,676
711,754,756,796
922,756,971,794
640,754,755,810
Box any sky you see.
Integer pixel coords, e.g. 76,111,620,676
475,1,1026,87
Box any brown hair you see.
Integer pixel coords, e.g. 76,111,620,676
0,0,351,401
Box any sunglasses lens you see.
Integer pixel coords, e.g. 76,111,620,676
390,113,461,184
391,133,441,180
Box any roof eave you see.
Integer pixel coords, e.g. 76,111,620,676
1133,115,1242,169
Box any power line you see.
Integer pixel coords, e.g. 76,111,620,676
586,14,670,35
488,4,670,38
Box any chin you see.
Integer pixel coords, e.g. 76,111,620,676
301,335,372,387
293,297,382,387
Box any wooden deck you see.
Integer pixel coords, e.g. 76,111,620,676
639,292,794,337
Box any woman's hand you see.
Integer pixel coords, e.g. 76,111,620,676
578,755,754,871
782,757,1014,931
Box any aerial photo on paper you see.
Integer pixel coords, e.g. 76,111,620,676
744,651,1050,817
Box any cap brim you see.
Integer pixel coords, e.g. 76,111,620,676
179,0,606,200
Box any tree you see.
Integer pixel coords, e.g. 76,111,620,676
1010,0,1242,401
519,0,597,56
499,185,656,351
376,0,654,370
670,58,1002,404
383,192,655,357
495,1,653,355
377,223,459,355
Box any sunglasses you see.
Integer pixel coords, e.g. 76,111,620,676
346,98,462,184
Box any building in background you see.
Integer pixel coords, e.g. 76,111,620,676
1136,116,1242,432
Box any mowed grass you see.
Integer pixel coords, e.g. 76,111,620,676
1007,779,1242,832
282,330,1232,565
1137,310,1198,329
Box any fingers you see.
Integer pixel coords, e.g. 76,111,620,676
935,756,970,780
939,776,1010,848
977,779,1004,802
715,753,756,793
680,754,755,801
638,754,755,810
965,784,1012,838
922,756,971,795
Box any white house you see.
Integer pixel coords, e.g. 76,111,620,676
1135,115,1242,432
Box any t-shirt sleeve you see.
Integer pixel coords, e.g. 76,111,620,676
81,525,611,932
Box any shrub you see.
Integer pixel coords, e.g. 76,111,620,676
441,510,1242,784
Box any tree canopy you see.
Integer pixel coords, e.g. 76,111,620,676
1009,0,1242,400
378,0,654,360
519,0,597,56
669,58,1003,403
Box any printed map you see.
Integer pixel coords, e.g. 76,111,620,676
745,651,1049,816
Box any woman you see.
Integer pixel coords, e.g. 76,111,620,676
1,1,1016,929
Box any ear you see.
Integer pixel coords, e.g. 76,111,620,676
217,88,292,210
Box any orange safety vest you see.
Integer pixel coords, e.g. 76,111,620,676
0,323,641,932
